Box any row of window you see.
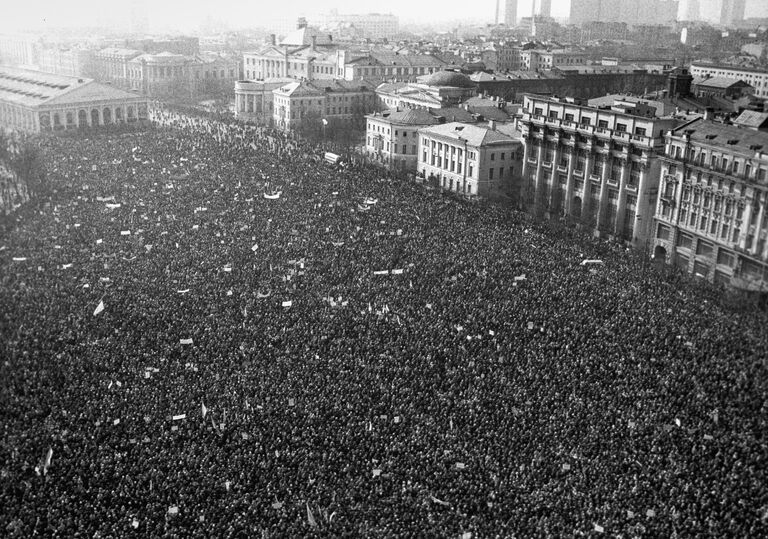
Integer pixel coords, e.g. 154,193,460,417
530,107,650,136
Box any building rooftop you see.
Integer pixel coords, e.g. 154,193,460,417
674,118,768,156
733,110,768,130
691,62,768,75
0,66,141,108
419,121,516,147
692,77,751,89
421,70,475,88
280,26,334,47
368,108,440,126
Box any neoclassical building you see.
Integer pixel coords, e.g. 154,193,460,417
272,79,376,131
652,114,768,290
376,71,477,111
519,94,682,246
234,78,292,124
0,66,149,133
417,121,522,198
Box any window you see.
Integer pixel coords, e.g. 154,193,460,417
499,167,504,178
565,113,574,122
616,123,627,132
717,249,734,267
491,153,495,161
501,153,505,160
676,233,693,249
634,127,646,136
598,120,609,129
548,110,559,119
534,107,543,116
657,224,671,240
581,117,591,126
696,241,713,257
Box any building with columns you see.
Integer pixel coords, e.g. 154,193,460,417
519,94,682,246
235,78,293,124
652,115,768,290
0,66,149,133
417,121,523,198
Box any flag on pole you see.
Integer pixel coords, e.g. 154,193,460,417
42,447,53,475
201,403,208,418
93,301,105,316
306,502,318,528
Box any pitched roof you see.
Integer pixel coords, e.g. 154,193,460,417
692,76,751,89
673,118,768,155
369,108,440,126
0,66,140,109
280,26,333,47
733,110,768,129
418,122,516,147
43,81,143,106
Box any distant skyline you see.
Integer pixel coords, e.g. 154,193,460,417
1,0,767,33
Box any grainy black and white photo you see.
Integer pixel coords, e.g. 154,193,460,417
1,0,768,537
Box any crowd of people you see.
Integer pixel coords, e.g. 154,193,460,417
2,107,767,538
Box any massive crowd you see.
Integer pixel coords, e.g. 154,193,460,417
1,107,767,538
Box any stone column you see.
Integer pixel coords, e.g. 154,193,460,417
596,154,610,232
564,146,577,216
614,159,629,237
549,141,562,210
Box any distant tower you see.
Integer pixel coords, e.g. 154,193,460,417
538,0,552,17
679,0,701,21
495,0,501,24
505,0,518,26
720,0,746,27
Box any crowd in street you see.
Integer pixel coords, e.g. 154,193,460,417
2,107,767,538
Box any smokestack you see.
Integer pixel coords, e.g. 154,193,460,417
311,35,317,49
495,0,500,24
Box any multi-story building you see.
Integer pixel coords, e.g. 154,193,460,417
690,63,768,100
36,47,96,78
272,79,376,131
343,52,450,82
93,48,143,89
505,0,519,26
376,71,477,111
235,78,293,124
652,113,768,290
720,0,746,27
0,66,149,133
318,12,399,40
569,0,679,25
417,121,523,198
519,49,588,71
519,94,682,246
125,52,238,99
0,33,42,68
365,108,440,170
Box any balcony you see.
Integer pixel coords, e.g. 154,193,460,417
573,169,584,177
577,124,595,136
557,165,568,173
542,161,553,169
614,131,630,142
589,174,601,182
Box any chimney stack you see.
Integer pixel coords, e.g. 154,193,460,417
311,35,317,49
489,119,497,130
704,107,714,121
270,34,276,46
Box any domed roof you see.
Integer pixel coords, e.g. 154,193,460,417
425,70,475,88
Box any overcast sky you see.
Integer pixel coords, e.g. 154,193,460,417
1,0,767,32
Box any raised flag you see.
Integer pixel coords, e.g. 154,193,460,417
43,447,53,475
120,230,131,236
172,414,186,421
594,524,604,533
282,300,293,308
93,301,105,316
180,338,193,345
306,502,317,528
